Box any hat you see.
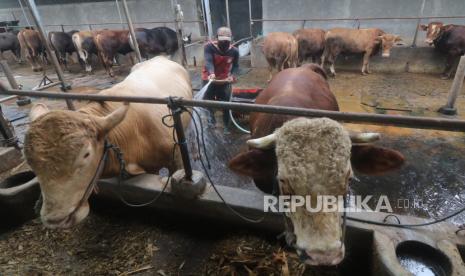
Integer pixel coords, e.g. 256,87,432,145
217,27,232,41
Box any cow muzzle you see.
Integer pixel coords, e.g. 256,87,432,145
425,39,434,46
382,52,390,58
297,245,345,266
41,202,90,229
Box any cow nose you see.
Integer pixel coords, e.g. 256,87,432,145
382,52,390,58
303,246,345,266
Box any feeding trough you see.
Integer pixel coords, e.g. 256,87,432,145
0,171,40,228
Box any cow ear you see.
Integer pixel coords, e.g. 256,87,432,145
351,145,405,175
95,102,130,138
30,103,50,121
228,148,276,179
420,24,428,31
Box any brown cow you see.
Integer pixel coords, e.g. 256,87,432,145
420,22,465,79
292,28,326,64
262,32,298,81
228,64,404,266
93,29,137,77
321,28,403,77
18,29,45,71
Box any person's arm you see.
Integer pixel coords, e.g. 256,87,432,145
204,44,215,78
230,48,239,80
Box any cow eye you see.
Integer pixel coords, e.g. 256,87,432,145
84,152,90,158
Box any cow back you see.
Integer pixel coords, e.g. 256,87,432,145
434,25,465,55
250,64,337,138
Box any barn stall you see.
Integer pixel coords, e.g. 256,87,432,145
1,0,465,275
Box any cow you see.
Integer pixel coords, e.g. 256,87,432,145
292,28,326,65
228,64,404,266
18,56,192,229
0,31,21,62
17,29,46,71
262,32,299,81
130,27,179,59
93,29,138,77
321,28,403,77
72,30,98,73
420,22,465,79
49,30,79,71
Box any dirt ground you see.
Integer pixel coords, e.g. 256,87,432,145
1,59,465,275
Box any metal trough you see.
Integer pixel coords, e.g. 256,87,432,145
2,172,465,275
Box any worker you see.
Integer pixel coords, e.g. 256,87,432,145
202,26,239,134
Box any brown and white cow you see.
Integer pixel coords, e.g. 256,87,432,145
292,28,326,64
20,56,192,229
420,22,465,79
228,64,404,266
262,32,299,81
72,30,98,73
49,30,79,71
321,28,403,77
17,29,45,71
93,29,138,77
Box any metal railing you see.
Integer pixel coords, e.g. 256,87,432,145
1,88,465,132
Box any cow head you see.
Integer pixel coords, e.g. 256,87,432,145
229,118,404,266
420,22,444,45
377,34,403,58
24,103,129,229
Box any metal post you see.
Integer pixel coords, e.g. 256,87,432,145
204,0,213,39
248,0,253,37
60,24,64,32
121,0,142,63
225,0,230,28
18,0,31,27
115,0,125,29
169,105,193,180
0,106,18,148
25,0,75,110
438,55,465,115
199,0,208,36
172,0,187,67
412,0,426,48
0,60,31,106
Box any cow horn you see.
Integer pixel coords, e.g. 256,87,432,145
96,102,130,136
349,132,381,143
247,133,276,149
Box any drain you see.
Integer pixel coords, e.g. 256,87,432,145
397,241,451,276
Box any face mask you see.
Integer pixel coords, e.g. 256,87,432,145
218,41,230,52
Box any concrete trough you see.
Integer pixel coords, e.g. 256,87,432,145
250,38,447,74
2,172,465,274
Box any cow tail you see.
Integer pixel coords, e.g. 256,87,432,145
72,34,87,61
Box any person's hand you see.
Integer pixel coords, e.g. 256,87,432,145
208,74,216,80
227,76,236,83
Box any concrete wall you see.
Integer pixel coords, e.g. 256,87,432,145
262,0,465,46
0,0,203,40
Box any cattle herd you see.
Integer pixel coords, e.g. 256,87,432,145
263,23,465,79
0,26,186,77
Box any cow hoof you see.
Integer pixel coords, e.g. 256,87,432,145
440,74,451,80
362,72,368,76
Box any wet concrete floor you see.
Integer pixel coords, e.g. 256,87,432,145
1,60,465,274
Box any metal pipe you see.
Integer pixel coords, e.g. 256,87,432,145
225,0,230,28
412,0,426,48
250,15,465,22
248,0,253,37
172,0,187,67
0,96,18,103
204,0,213,39
24,0,75,110
0,60,31,106
438,55,465,115
2,88,465,132
0,106,17,148
170,105,193,180
33,80,62,91
121,0,142,63
114,0,125,29
17,0,31,27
